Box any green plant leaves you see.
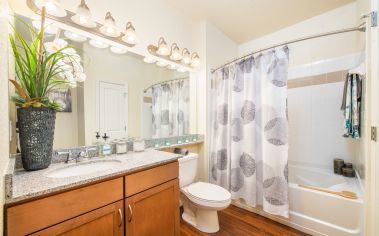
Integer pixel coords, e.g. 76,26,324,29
8,16,71,111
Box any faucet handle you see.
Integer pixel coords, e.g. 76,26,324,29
78,150,89,159
57,150,73,163
56,150,71,156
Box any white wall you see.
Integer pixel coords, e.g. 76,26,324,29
239,3,360,66
205,22,239,68
0,0,11,232
53,89,79,149
194,21,238,181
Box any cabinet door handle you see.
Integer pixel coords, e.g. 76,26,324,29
118,208,123,227
128,204,133,222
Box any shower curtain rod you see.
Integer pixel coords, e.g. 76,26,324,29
143,77,189,93
211,23,366,72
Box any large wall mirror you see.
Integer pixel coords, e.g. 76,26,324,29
9,14,191,153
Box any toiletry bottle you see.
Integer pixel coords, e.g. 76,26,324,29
102,133,112,156
93,132,103,157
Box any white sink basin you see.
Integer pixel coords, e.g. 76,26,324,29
44,160,121,178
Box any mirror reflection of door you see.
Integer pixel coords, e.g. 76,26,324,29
98,81,128,140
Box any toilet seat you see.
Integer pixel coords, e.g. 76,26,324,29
188,182,231,202
182,182,231,208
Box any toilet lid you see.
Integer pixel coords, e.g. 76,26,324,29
187,182,231,202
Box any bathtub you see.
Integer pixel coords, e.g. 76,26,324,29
233,164,364,236
288,164,363,236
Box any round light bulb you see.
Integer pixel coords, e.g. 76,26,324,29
177,67,187,73
156,61,168,67
79,16,88,24
110,46,127,55
64,31,87,42
89,39,109,49
143,57,156,64
33,0,66,17
32,20,58,34
167,64,177,70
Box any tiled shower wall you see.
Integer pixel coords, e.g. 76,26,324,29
288,70,361,172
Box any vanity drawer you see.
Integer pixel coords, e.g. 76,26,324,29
7,177,123,236
124,161,179,197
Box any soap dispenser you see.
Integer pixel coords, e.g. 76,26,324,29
93,132,103,156
101,133,112,156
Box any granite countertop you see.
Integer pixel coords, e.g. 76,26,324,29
5,149,181,205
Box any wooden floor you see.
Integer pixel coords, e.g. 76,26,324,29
180,205,310,236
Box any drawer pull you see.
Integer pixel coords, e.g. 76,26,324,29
118,208,123,227
128,204,133,222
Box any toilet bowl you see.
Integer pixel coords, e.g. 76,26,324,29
178,153,231,233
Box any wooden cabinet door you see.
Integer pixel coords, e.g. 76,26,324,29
31,200,124,236
125,179,180,236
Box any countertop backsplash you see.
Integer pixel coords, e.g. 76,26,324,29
11,134,204,170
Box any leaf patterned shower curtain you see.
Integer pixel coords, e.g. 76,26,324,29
152,79,189,138
209,47,289,217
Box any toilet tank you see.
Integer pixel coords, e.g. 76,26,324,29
178,153,198,187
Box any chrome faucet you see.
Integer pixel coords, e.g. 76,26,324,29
56,150,73,163
56,147,97,164
56,150,86,163
76,150,89,162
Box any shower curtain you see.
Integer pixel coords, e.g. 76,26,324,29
152,79,189,138
209,47,289,217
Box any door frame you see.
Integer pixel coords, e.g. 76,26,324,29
366,0,379,235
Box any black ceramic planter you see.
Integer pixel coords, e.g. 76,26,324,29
17,107,56,171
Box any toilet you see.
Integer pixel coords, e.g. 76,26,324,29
178,153,231,233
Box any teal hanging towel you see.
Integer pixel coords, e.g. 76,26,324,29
341,73,362,139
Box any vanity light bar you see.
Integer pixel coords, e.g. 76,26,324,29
27,0,138,48
64,30,87,42
28,0,190,71
33,0,66,17
147,38,200,69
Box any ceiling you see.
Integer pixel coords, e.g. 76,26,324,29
163,0,355,44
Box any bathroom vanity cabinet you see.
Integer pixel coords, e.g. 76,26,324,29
5,161,179,236
124,161,179,236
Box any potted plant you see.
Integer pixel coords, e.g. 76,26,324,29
9,9,84,170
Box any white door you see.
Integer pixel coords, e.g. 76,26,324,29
98,81,128,140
